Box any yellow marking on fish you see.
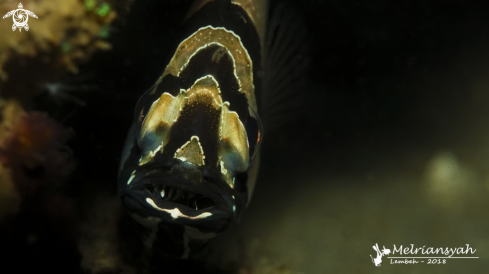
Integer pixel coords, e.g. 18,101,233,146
154,26,257,114
174,136,205,166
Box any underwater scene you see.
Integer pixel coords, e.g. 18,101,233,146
1,0,488,273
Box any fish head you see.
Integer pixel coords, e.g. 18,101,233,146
118,74,262,256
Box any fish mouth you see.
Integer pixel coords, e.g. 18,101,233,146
122,158,237,228
145,184,218,211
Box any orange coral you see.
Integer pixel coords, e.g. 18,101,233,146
0,108,73,197
0,100,24,218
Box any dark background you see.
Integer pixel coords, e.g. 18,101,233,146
10,0,489,272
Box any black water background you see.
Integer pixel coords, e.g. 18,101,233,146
3,0,489,272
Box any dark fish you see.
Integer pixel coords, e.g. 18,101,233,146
118,0,307,259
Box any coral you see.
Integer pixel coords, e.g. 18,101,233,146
0,0,136,270
0,101,73,198
0,99,24,219
0,0,119,98
0,163,19,219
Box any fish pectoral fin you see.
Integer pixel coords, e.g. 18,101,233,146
261,3,310,131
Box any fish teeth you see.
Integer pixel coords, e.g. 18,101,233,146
187,193,194,205
192,198,198,210
167,187,175,200
173,189,183,201
156,186,209,210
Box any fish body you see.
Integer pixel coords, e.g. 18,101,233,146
118,0,267,258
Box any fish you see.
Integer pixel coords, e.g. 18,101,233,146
117,0,307,259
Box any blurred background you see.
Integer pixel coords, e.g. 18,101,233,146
1,0,488,273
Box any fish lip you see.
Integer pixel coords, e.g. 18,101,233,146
124,190,229,217
122,177,238,235
122,191,232,230
122,193,233,235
